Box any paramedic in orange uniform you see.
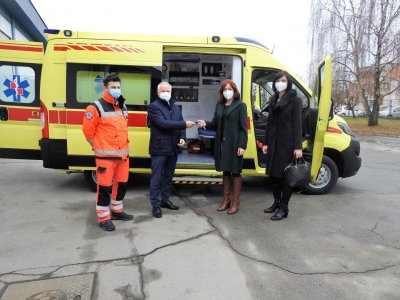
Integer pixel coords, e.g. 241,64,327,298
82,74,133,231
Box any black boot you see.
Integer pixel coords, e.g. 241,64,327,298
271,205,288,221
99,219,115,231
265,179,281,213
264,202,279,213
111,211,133,221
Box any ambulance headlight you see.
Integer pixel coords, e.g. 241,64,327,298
337,122,353,136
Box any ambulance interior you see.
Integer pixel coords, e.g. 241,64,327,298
162,53,243,167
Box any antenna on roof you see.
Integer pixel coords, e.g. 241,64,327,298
271,45,276,54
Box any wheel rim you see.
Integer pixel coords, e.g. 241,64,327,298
91,170,98,185
309,163,331,189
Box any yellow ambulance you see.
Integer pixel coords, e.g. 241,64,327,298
0,29,361,194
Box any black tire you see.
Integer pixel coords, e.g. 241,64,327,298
341,113,346,117
387,114,393,119
84,170,97,192
303,155,338,195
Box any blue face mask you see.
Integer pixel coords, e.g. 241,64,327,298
108,88,121,99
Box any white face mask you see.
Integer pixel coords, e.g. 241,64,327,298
159,92,171,102
223,90,234,100
275,81,287,92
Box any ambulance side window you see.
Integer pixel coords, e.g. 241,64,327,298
0,64,40,106
292,84,309,108
252,69,310,109
67,63,161,110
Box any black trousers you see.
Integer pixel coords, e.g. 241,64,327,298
223,171,241,177
150,154,178,208
270,176,293,206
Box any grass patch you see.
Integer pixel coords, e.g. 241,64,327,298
342,117,400,137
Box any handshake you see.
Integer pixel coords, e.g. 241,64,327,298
185,120,207,128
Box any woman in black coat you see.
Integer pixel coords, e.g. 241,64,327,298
198,79,248,215
262,71,302,220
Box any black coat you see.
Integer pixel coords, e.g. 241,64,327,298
264,90,302,178
147,98,186,156
206,100,248,173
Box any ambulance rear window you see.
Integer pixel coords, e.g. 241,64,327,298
0,65,35,104
67,63,160,110
76,71,151,105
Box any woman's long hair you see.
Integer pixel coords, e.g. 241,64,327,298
218,79,241,104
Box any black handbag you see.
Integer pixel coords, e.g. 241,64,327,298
284,157,311,188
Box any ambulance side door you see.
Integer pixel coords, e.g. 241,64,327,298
0,41,43,159
310,55,332,180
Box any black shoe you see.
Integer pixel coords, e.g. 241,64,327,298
160,201,180,210
271,207,288,221
99,219,115,231
152,207,162,218
111,211,133,221
264,202,279,213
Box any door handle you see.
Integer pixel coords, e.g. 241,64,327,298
0,107,8,121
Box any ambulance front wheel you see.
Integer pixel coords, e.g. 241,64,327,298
302,156,338,195
84,170,98,192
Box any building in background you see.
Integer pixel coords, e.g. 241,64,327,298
359,64,400,114
0,0,46,42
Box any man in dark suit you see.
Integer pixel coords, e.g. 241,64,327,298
147,82,195,218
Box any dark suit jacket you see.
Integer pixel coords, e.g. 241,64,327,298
147,98,186,156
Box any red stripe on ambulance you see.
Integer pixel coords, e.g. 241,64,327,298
52,44,145,53
7,108,40,121
47,110,148,127
0,44,42,52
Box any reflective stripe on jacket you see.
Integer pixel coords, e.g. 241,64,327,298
82,91,129,159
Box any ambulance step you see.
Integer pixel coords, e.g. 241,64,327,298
173,176,222,185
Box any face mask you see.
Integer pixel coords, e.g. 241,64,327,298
275,81,287,92
223,90,234,100
159,92,171,102
108,88,121,99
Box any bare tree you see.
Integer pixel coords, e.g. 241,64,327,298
309,0,400,126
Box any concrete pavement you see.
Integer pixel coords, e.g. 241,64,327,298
0,137,399,299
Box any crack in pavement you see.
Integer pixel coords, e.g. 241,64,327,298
369,221,400,251
176,192,400,276
139,229,216,258
132,229,215,300
370,221,385,241
0,229,216,300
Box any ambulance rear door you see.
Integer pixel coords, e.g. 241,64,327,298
310,55,332,180
0,40,43,159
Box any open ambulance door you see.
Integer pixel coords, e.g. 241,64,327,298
310,55,332,181
0,41,43,159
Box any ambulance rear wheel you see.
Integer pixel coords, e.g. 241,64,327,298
84,170,98,192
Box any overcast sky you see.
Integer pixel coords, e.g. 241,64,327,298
31,0,312,83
